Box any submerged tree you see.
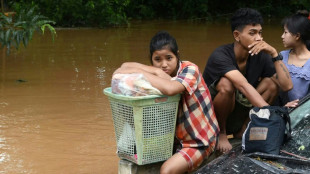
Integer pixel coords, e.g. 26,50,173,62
0,7,56,55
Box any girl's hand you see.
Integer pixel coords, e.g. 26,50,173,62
114,62,171,80
113,67,143,76
284,99,299,108
112,67,122,76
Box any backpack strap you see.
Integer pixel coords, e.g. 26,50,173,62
283,112,292,142
273,106,292,142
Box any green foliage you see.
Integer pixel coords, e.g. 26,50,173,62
4,0,310,27
0,6,56,54
290,0,310,12
126,0,209,20
10,0,130,27
84,0,130,26
206,0,310,20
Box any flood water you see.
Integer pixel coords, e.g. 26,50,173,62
0,20,284,174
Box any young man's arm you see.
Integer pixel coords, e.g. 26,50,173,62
271,59,292,91
225,70,269,107
113,65,185,96
248,41,293,91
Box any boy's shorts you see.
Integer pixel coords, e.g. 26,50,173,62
209,79,252,135
176,140,216,171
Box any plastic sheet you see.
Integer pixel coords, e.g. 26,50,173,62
111,73,162,96
281,115,310,159
195,146,310,174
195,94,310,174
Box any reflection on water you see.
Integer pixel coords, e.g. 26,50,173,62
0,20,283,173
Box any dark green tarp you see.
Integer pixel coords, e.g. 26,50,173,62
195,94,310,174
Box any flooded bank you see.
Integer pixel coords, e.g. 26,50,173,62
0,20,284,173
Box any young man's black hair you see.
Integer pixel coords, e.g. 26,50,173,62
230,8,264,32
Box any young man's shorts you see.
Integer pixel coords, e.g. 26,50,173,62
208,79,252,135
174,140,216,171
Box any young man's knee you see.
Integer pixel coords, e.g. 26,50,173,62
268,79,278,93
216,77,235,95
261,77,278,92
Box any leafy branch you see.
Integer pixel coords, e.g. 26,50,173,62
0,7,56,54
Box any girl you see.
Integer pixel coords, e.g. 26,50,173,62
114,31,219,174
280,10,310,107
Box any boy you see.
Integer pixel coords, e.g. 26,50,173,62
202,8,292,153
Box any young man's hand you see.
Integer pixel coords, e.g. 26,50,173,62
248,40,277,57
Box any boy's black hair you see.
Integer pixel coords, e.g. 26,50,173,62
149,31,180,64
230,8,264,32
282,10,310,50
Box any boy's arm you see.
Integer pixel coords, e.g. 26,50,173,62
271,59,292,91
248,41,293,91
225,70,269,107
113,65,185,96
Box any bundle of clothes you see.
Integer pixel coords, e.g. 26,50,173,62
112,73,162,96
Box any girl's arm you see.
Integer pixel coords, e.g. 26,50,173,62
119,62,171,80
113,65,185,96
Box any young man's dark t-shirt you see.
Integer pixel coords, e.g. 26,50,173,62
203,44,276,88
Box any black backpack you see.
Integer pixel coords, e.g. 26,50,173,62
242,106,291,155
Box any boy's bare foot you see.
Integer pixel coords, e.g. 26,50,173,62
234,120,248,139
216,133,232,153
233,129,244,139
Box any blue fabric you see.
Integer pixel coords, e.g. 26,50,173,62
280,50,310,102
242,106,290,155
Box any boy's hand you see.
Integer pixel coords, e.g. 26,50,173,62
248,40,277,57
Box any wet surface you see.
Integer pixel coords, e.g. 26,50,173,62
0,20,284,173
196,146,276,174
195,96,310,174
196,141,310,173
282,116,310,159
282,93,310,159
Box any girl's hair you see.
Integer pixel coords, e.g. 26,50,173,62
149,31,180,64
282,10,310,50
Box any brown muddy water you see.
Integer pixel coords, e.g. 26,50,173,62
0,20,284,174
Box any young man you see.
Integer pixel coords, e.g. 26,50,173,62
202,8,293,153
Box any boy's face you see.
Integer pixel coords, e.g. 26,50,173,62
235,24,263,50
151,48,178,77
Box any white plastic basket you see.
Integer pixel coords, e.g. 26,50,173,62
104,87,180,165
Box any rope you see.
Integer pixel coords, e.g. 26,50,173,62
280,150,309,161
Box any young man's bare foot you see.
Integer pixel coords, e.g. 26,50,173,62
216,133,232,153
233,120,249,139
233,129,244,139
